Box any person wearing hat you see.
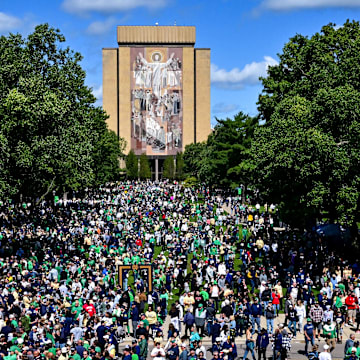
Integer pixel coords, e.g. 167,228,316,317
265,302,275,335
318,344,331,360
166,339,179,360
307,345,319,360
132,338,141,358
194,304,206,337
250,298,262,334
69,346,81,360
304,318,315,355
255,328,269,360
179,343,187,360
123,346,132,360
310,302,324,341
57,347,67,360
272,328,282,360
323,318,336,352
131,303,140,339
212,337,223,354
287,304,298,336
347,347,359,360
183,309,195,338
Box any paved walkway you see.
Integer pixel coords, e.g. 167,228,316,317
121,313,358,359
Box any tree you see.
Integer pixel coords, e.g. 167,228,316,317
126,150,138,180
253,20,360,230
199,112,258,188
175,152,185,180
91,112,126,185
139,153,151,179
0,24,124,200
163,156,175,180
183,142,207,178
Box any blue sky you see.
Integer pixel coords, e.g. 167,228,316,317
1,0,360,125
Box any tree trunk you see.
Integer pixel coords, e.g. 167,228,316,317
36,176,56,205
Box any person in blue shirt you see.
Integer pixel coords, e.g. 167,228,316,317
123,346,132,360
304,318,315,355
131,303,140,338
255,328,269,360
211,338,223,355
132,339,141,357
250,298,262,334
222,337,237,360
167,340,180,360
273,328,282,360
297,269,305,285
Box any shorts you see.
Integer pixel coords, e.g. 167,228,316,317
348,309,356,318
313,322,322,330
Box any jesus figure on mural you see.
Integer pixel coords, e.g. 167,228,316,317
138,52,174,97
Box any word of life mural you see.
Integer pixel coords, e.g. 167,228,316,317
130,47,183,155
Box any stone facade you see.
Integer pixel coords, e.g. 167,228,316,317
102,26,211,178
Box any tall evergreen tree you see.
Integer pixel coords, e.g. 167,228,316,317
126,150,138,180
139,153,151,180
163,156,175,180
175,152,185,180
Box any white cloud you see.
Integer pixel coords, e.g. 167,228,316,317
212,103,239,114
211,56,278,89
62,0,168,14
86,17,118,35
0,12,22,33
259,0,360,11
92,85,103,106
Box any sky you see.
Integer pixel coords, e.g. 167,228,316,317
1,0,360,126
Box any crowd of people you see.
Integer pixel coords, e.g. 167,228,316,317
0,181,358,360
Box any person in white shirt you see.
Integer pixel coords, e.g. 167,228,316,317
319,344,331,360
295,300,306,334
151,342,166,360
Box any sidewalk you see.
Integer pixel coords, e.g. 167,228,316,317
121,313,357,360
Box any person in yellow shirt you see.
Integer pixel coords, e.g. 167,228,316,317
183,293,195,312
146,305,157,326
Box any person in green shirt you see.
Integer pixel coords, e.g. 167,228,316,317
69,347,81,360
139,334,148,360
323,319,337,352
140,314,150,330
3,351,17,360
82,350,92,360
200,289,209,302
71,300,83,320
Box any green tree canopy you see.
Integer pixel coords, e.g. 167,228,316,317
139,153,151,180
183,142,207,178
0,24,124,200
253,20,360,228
126,150,138,180
197,112,258,188
163,156,175,180
175,152,185,180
